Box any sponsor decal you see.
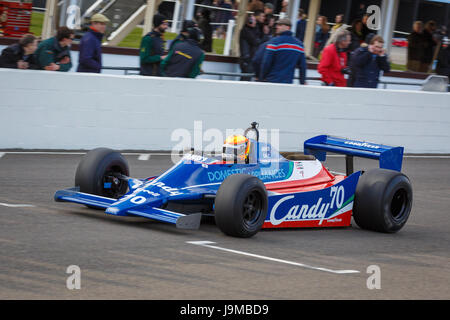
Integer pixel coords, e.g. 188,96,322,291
183,153,216,164
146,180,183,196
295,162,304,177
111,181,178,208
268,185,354,226
262,145,272,158
344,141,380,149
207,168,246,181
134,188,160,197
206,168,286,182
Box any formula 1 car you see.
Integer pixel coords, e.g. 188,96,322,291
54,122,413,238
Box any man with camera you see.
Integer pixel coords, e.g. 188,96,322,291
318,30,351,87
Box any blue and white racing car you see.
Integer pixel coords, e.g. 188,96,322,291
54,123,413,238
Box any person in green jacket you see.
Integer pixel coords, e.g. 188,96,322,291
35,26,74,72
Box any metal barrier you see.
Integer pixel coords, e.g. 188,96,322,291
101,66,255,78
101,66,449,90
381,81,421,89
102,66,140,75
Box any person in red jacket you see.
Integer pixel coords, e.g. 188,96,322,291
318,30,351,87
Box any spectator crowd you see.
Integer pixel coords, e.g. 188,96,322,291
235,4,448,88
0,13,206,80
237,7,392,88
1,2,449,89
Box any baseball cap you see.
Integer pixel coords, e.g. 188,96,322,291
91,13,110,23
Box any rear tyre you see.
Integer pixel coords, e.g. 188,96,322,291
353,168,412,233
214,174,268,238
75,148,129,201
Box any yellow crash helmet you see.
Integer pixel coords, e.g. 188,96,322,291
222,135,250,163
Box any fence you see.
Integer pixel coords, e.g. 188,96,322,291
100,66,435,89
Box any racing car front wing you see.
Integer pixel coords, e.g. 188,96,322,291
54,188,202,230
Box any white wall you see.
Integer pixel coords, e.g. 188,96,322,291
0,68,449,153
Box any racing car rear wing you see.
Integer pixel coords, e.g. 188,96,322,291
304,135,404,175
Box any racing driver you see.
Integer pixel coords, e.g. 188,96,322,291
222,135,251,164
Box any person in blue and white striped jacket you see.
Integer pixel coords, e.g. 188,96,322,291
260,18,307,84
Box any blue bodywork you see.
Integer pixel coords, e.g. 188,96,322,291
54,136,404,230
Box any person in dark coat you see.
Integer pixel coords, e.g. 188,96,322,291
260,18,307,84
436,39,450,79
295,9,306,42
361,14,375,41
139,14,169,76
168,20,197,52
347,19,365,52
407,21,425,72
254,10,266,42
313,16,330,58
0,34,38,69
351,35,390,88
214,0,234,39
420,20,437,73
197,9,213,52
160,24,205,78
77,13,110,73
239,14,260,81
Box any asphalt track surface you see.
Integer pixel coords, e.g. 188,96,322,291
0,152,449,300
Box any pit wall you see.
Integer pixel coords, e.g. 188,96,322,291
1,68,449,153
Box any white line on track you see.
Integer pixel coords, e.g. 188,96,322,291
0,202,35,208
187,241,360,275
138,154,151,161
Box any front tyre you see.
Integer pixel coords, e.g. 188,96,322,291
214,174,268,238
353,168,412,233
75,148,129,199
